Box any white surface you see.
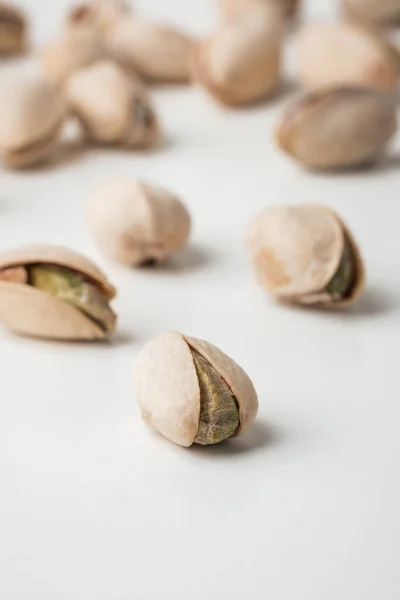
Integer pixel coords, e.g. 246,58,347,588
1,1,400,599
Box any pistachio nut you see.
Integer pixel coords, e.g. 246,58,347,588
66,60,159,147
133,331,259,447
276,87,397,170
191,3,283,106
105,18,195,83
41,26,104,86
0,1,26,54
342,0,400,26
0,244,117,340
0,76,65,169
68,0,130,35
298,22,399,91
247,205,365,308
85,178,191,266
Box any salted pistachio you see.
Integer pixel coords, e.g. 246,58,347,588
219,0,300,22
191,3,283,106
85,178,191,266
105,18,195,83
246,204,365,308
0,76,65,169
133,332,259,447
342,0,400,26
41,25,104,86
67,0,130,35
0,244,117,340
298,22,400,91
0,1,26,54
66,60,159,147
276,87,397,170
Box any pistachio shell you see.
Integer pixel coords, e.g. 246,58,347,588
85,178,191,266
66,60,159,147
191,4,283,106
0,76,65,168
105,19,195,83
298,22,399,91
133,332,258,447
342,0,400,25
68,0,130,35
246,204,365,307
276,87,397,170
0,1,26,54
219,0,300,21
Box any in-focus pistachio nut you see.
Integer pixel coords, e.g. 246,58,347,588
0,1,26,54
191,3,283,106
298,22,400,91
0,244,117,340
0,76,65,168
68,0,130,35
105,18,195,83
85,178,191,266
219,0,300,22
66,60,159,147
342,0,400,26
133,331,259,447
276,87,397,170
246,204,365,308
41,26,104,86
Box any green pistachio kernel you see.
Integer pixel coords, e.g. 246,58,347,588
190,347,239,446
29,264,115,333
325,241,356,302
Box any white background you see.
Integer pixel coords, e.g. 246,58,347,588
1,1,400,598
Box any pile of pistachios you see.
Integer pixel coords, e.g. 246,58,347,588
0,0,398,447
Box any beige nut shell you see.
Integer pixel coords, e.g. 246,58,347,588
66,60,159,147
298,22,399,91
106,19,195,83
0,244,116,340
219,0,300,21
85,179,191,266
247,204,365,307
342,0,400,25
276,87,397,170
68,0,130,35
133,331,259,447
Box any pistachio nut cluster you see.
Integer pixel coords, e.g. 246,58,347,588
342,0,400,25
298,22,400,91
0,245,117,340
0,1,26,54
133,332,259,447
85,178,191,266
247,205,365,308
276,87,397,170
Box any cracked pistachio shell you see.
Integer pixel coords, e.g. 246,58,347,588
276,87,397,170
0,1,26,54
0,76,65,169
105,18,195,83
219,0,300,21
41,26,104,86
133,332,259,447
246,205,365,307
191,4,283,106
342,0,400,25
298,22,400,91
66,61,159,147
0,244,116,340
68,0,131,35
85,178,191,266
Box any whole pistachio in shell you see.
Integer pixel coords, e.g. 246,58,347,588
66,60,159,148
276,87,397,170
246,205,365,308
133,332,259,447
0,244,117,340
85,178,191,266
0,76,65,169
298,22,400,91
191,3,283,106
0,1,26,55
105,18,195,83
342,0,400,26
68,0,130,35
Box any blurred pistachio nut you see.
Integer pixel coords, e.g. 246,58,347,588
191,4,283,106
133,332,259,447
68,0,130,34
219,0,300,21
342,0,400,25
0,2,26,54
85,178,191,266
105,19,195,83
246,205,365,308
298,22,399,91
0,76,65,169
0,244,117,340
276,87,397,170
66,61,159,147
